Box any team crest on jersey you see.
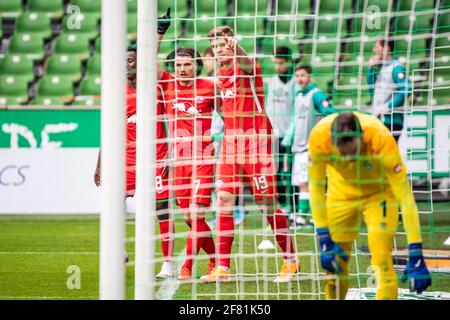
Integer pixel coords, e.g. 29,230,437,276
196,96,205,104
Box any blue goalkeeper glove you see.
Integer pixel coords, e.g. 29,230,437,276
317,228,349,273
401,243,432,294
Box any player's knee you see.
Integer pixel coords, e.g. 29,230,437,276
217,191,235,210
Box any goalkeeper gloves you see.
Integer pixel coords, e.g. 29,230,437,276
401,243,432,294
158,7,171,35
317,228,348,273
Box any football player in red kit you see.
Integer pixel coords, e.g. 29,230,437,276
200,26,298,283
94,45,174,277
157,13,217,281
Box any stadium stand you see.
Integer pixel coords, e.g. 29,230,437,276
0,0,447,107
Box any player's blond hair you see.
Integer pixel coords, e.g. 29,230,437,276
207,26,234,39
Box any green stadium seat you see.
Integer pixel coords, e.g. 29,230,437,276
262,37,297,55
194,0,228,18
127,0,137,14
15,12,52,40
397,0,436,11
184,17,221,38
316,0,353,14
0,75,29,104
433,68,450,86
54,33,90,60
73,96,101,106
258,56,275,77
158,0,189,18
393,37,429,59
0,54,34,83
234,0,270,16
36,75,74,102
274,0,311,15
434,36,450,58
29,96,64,106
9,33,45,60
128,13,137,40
0,0,23,19
304,41,339,55
352,15,390,36
46,54,83,82
79,76,101,96
28,0,64,19
437,13,450,33
94,36,101,54
394,13,434,34
355,0,393,13
86,53,101,76
71,0,101,17
234,16,266,36
61,13,99,40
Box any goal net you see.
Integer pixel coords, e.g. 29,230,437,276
131,0,450,300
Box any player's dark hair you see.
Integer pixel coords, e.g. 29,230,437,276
275,46,292,61
377,36,395,52
296,64,312,74
331,112,363,145
207,25,235,38
167,47,204,76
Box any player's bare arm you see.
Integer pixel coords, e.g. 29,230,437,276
157,7,171,80
94,149,101,187
224,36,255,75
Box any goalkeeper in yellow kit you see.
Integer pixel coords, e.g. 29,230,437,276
308,111,431,300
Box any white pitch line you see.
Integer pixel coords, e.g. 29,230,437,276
0,252,99,255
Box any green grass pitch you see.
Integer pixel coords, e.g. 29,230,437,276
0,201,449,300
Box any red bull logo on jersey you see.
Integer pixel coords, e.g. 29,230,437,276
172,102,199,116
220,89,235,100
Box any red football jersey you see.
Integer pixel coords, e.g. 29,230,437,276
217,60,273,149
159,71,215,161
125,85,168,164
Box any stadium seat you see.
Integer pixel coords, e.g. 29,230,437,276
0,0,23,19
36,75,74,102
194,0,228,18
184,17,221,38
434,36,450,58
9,33,45,60
394,37,429,59
234,0,270,16
262,37,297,55
73,96,101,106
433,68,450,86
46,54,83,82
258,56,275,77
79,76,101,96
28,0,64,19
234,16,266,36
128,13,137,40
351,15,390,36
127,0,137,13
274,0,311,15
397,0,436,11
54,33,91,60
394,13,434,34
29,96,64,106
15,12,52,40
86,54,101,76
355,0,393,13
158,0,189,18
437,13,450,33
61,12,99,40
0,54,35,83
71,0,101,18
94,36,101,54
315,0,353,14
0,75,29,104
